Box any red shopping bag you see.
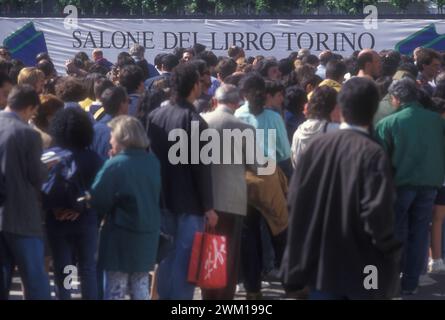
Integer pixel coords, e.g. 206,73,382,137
187,231,227,289
187,232,204,283
198,233,227,289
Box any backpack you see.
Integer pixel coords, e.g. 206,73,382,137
41,147,88,213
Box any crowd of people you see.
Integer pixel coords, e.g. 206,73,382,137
0,40,445,300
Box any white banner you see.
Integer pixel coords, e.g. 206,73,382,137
2,18,445,73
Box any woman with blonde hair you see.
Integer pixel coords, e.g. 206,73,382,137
90,115,161,300
17,67,45,94
30,94,64,148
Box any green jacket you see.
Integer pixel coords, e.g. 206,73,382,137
375,102,445,188
91,149,161,273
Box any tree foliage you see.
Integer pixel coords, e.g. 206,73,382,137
0,0,435,15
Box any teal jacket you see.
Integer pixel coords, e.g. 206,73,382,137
234,102,291,163
375,102,445,188
91,149,161,273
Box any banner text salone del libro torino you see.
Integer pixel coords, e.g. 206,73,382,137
2,18,445,73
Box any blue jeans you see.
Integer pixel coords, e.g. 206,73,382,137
394,187,437,291
0,232,51,300
46,225,98,300
157,211,204,300
104,271,150,300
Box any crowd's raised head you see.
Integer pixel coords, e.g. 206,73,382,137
101,86,129,117
228,46,245,61
116,52,136,69
297,48,310,60
94,78,115,102
154,53,167,71
17,67,45,94
160,53,180,72
7,84,40,112
256,59,281,80
109,115,149,150
129,43,145,61
302,54,319,68
182,48,195,63
197,50,218,71
306,85,338,121
417,48,441,83
388,77,418,106
319,50,334,66
284,85,307,115
295,63,316,84
278,58,294,78
50,107,94,150
338,77,380,126
34,94,64,131
214,84,241,107
216,58,237,83
380,50,402,78
92,49,104,61
325,60,347,83
119,64,144,95
55,76,86,102
0,46,11,61
240,72,266,115
83,73,105,101
265,80,285,108
301,74,322,94
357,49,381,79
37,60,55,79
170,62,201,103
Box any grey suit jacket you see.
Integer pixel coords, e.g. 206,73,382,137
202,105,256,216
0,112,45,236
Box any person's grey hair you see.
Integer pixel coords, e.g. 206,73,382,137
108,115,149,150
388,78,418,104
215,84,241,105
129,44,145,59
297,48,310,59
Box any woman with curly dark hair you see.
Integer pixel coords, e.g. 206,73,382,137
55,76,87,110
41,107,103,300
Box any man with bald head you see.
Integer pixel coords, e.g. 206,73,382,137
357,49,382,80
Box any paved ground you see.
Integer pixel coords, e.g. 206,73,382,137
9,271,445,300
